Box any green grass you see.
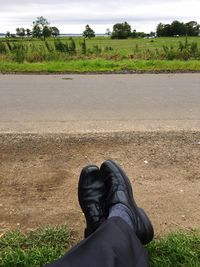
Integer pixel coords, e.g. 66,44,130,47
81,36,200,56
0,225,74,267
1,36,200,72
147,231,200,267
0,226,199,267
3,36,200,54
1,59,200,73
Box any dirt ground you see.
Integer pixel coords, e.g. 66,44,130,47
0,131,200,240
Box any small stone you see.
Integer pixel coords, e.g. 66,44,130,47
180,189,184,193
181,215,186,220
144,160,148,164
0,233,4,238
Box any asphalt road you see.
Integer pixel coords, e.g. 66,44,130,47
0,74,200,133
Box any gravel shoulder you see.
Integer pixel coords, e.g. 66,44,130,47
0,131,200,239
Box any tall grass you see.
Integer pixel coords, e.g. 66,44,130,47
0,38,117,63
1,37,200,64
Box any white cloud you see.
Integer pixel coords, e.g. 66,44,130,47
0,0,200,33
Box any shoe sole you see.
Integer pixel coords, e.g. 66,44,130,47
102,160,154,245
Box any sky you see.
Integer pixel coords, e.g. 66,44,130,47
1,0,200,34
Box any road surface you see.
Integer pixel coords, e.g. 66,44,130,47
0,74,200,133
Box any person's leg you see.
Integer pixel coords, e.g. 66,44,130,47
45,217,149,267
100,160,154,245
45,160,153,267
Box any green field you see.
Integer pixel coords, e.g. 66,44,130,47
0,226,199,267
74,36,200,55
1,36,200,72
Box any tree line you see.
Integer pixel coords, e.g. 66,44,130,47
4,17,200,40
110,20,200,39
6,17,60,40
156,21,200,37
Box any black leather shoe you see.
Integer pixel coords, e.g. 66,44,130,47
100,160,154,245
78,165,106,238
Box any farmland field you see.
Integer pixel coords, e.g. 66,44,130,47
2,36,200,53
71,36,200,54
1,36,200,72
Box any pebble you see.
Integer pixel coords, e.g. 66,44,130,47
181,215,186,220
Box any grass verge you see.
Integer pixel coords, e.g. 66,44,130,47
147,230,200,267
1,59,200,73
0,226,199,267
0,226,75,267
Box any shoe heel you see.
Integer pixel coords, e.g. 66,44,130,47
138,208,154,245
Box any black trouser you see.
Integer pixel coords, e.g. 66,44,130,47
45,217,149,267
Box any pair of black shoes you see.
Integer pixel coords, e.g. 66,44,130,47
78,160,154,245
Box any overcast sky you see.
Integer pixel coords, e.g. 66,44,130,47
1,0,200,33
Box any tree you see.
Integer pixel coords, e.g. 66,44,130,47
131,30,137,38
156,23,164,37
51,26,60,37
156,20,200,37
185,21,200,36
16,27,25,37
5,31,11,38
32,25,42,38
156,23,172,36
162,24,172,36
171,20,186,36
105,28,111,36
26,28,31,38
149,32,156,38
111,22,131,39
83,25,95,38
32,16,60,40
32,16,50,40
33,16,49,28
136,32,147,38
42,26,52,40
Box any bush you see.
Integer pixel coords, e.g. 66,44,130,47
80,39,87,54
162,45,176,60
68,38,76,54
161,38,200,60
104,46,114,52
54,40,68,53
92,45,102,54
14,50,26,63
0,42,7,54
6,41,12,51
11,43,27,63
45,41,54,52
190,42,197,53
